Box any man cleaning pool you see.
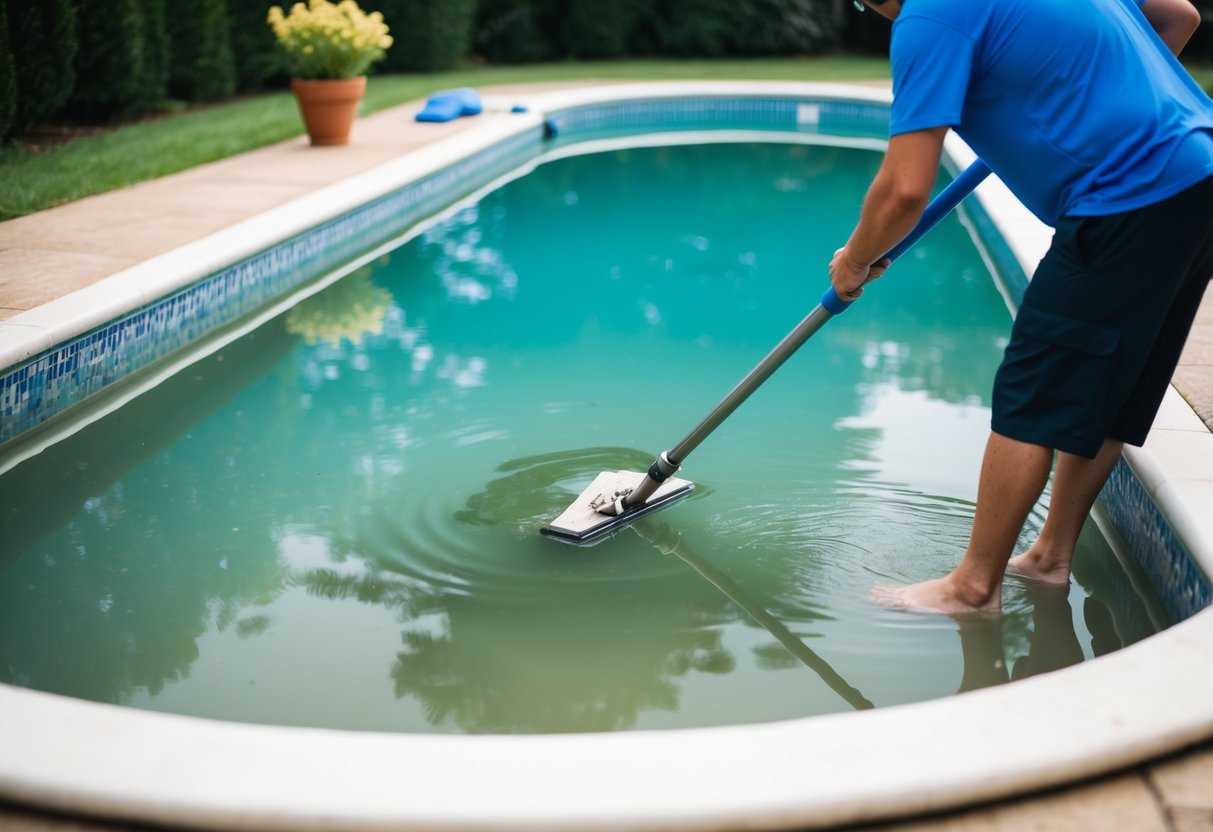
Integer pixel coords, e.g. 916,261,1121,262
830,0,1213,613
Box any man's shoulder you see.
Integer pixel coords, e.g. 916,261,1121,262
894,0,983,35
893,2,981,48
897,0,972,21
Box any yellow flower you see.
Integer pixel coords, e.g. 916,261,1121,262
266,0,392,80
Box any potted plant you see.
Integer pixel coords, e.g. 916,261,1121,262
267,0,393,145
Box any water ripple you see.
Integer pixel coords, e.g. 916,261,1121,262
345,448,708,602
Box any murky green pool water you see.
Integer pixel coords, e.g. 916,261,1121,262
0,140,1168,733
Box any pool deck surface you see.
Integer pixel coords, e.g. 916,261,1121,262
1,83,1212,832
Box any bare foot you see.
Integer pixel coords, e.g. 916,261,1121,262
1007,552,1071,585
870,575,1001,615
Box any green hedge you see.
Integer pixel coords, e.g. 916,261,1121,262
379,0,477,72
0,3,13,139
731,0,838,56
551,0,646,59
68,0,152,120
473,0,847,63
2,0,891,132
143,0,171,106
641,0,737,57
473,0,554,64
229,0,285,91
473,0,665,62
632,0,839,58
167,0,236,101
843,5,892,55
4,0,268,129
6,0,77,129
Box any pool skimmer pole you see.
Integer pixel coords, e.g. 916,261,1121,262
541,160,992,545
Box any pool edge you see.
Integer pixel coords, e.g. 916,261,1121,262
2,611,1213,830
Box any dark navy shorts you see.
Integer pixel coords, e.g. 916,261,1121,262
992,175,1213,459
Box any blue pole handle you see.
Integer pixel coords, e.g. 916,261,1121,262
820,159,992,315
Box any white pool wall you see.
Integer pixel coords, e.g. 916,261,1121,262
1,82,1212,831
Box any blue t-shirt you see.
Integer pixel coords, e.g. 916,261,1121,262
889,0,1213,225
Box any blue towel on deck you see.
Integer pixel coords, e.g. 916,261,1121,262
415,88,483,123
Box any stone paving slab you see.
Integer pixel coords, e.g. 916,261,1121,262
858,772,1171,832
2,744,1211,831
1150,744,1213,830
0,248,130,314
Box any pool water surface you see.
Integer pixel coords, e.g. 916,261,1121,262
0,140,1168,734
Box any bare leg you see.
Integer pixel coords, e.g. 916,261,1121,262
871,431,1052,613
1008,438,1123,584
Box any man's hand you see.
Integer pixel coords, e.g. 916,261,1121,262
830,247,891,300
829,127,947,300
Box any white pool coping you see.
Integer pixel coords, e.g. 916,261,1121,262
2,82,1212,830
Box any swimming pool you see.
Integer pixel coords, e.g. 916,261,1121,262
1,82,1212,830
0,138,1169,734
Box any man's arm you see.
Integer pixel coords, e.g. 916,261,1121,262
1141,0,1201,55
829,126,948,300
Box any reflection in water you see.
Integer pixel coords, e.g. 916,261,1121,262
370,448,734,733
0,141,1172,733
419,204,520,305
280,471,740,731
1009,584,1085,681
955,584,1084,693
285,266,393,347
0,325,296,704
955,539,1153,695
385,586,734,733
633,520,873,711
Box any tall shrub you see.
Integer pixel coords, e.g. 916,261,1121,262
549,0,646,59
6,0,77,128
378,0,475,72
641,0,738,57
639,0,838,58
730,0,838,56
229,0,284,90
0,3,14,139
143,0,171,105
68,0,150,120
841,6,890,55
168,0,236,100
472,0,552,64
1187,0,1213,63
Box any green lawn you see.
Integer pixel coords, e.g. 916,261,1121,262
0,57,891,221
1,56,1210,221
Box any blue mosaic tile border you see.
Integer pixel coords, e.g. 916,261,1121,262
1103,459,1212,621
546,96,891,141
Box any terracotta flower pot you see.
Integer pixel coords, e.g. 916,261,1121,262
291,76,368,146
